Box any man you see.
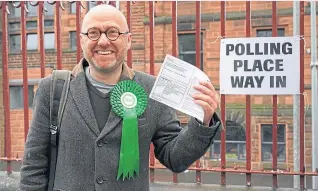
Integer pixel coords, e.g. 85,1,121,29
20,4,221,191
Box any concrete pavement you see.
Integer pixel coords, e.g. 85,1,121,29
1,171,318,191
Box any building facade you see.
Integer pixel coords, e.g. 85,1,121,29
0,1,316,172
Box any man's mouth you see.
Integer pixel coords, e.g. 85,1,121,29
96,50,113,55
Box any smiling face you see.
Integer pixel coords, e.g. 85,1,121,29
80,5,131,73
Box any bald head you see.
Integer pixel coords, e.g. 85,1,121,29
81,4,129,32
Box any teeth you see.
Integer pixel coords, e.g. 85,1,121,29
97,51,112,55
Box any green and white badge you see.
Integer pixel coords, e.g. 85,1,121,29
110,80,148,180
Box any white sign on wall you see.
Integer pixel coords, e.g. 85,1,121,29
219,36,300,95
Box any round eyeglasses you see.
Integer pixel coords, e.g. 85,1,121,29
81,27,129,41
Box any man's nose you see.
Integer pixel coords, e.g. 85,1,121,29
97,33,111,46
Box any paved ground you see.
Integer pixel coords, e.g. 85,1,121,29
1,171,317,191
150,182,316,191
0,162,317,191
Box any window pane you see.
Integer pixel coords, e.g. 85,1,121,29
26,21,37,29
277,124,285,142
44,33,55,49
10,86,23,109
8,22,20,31
256,30,271,37
178,33,203,68
262,125,272,142
9,3,21,18
179,34,196,52
277,144,286,162
238,144,246,160
179,53,196,65
211,143,220,159
226,143,239,160
262,124,285,143
10,85,34,109
10,35,21,52
27,34,38,50
211,142,246,161
262,144,286,162
28,86,34,108
214,120,246,141
27,3,37,17
70,31,77,50
44,20,54,28
256,29,285,37
179,53,203,68
70,3,76,13
44,2,54,16
88,1,97,10
277,29,285,37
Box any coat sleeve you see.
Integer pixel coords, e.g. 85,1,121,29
20,77,51,191
152,105,222,173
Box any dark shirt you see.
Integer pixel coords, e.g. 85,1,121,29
86,79,111,132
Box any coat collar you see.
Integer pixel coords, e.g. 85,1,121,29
69,58,135,137
71,58,135,80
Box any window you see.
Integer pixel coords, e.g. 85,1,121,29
10,85,34,109
10,35,21,52
27,3,37,17
211,120,246,161
26,21,37,29
27,34,38,50
8,3,21,18
70,2,76,14
256,29,285,37
178,33,203,69
44,33,55,49
88,1,97,10
44,20,54,28
26,33,55,50
70,31,77,50
8,22,20,31
44,2,54,16
261,124,286,162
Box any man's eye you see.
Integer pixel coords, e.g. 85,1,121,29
89,31,98,35
108,30,118,34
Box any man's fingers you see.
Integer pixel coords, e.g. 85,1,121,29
194,99,217,112
192,94,217,107
193,83,213,97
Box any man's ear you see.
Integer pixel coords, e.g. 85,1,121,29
126,33,132,50
80,34,84,50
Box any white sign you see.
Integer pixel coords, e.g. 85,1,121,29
220,36,300,95
149,54,210,122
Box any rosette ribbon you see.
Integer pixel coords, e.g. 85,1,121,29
110,80,148,180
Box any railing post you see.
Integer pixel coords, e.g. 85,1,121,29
1,1,12,175
245,1,252,187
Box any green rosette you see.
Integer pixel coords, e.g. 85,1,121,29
110,80,148,180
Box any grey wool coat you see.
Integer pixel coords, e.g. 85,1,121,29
20,59,222,191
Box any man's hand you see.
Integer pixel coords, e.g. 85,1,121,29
192,81,220,126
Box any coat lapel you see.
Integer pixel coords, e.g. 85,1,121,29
99,109,122,138
69,72,100,137
98,73,134,138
